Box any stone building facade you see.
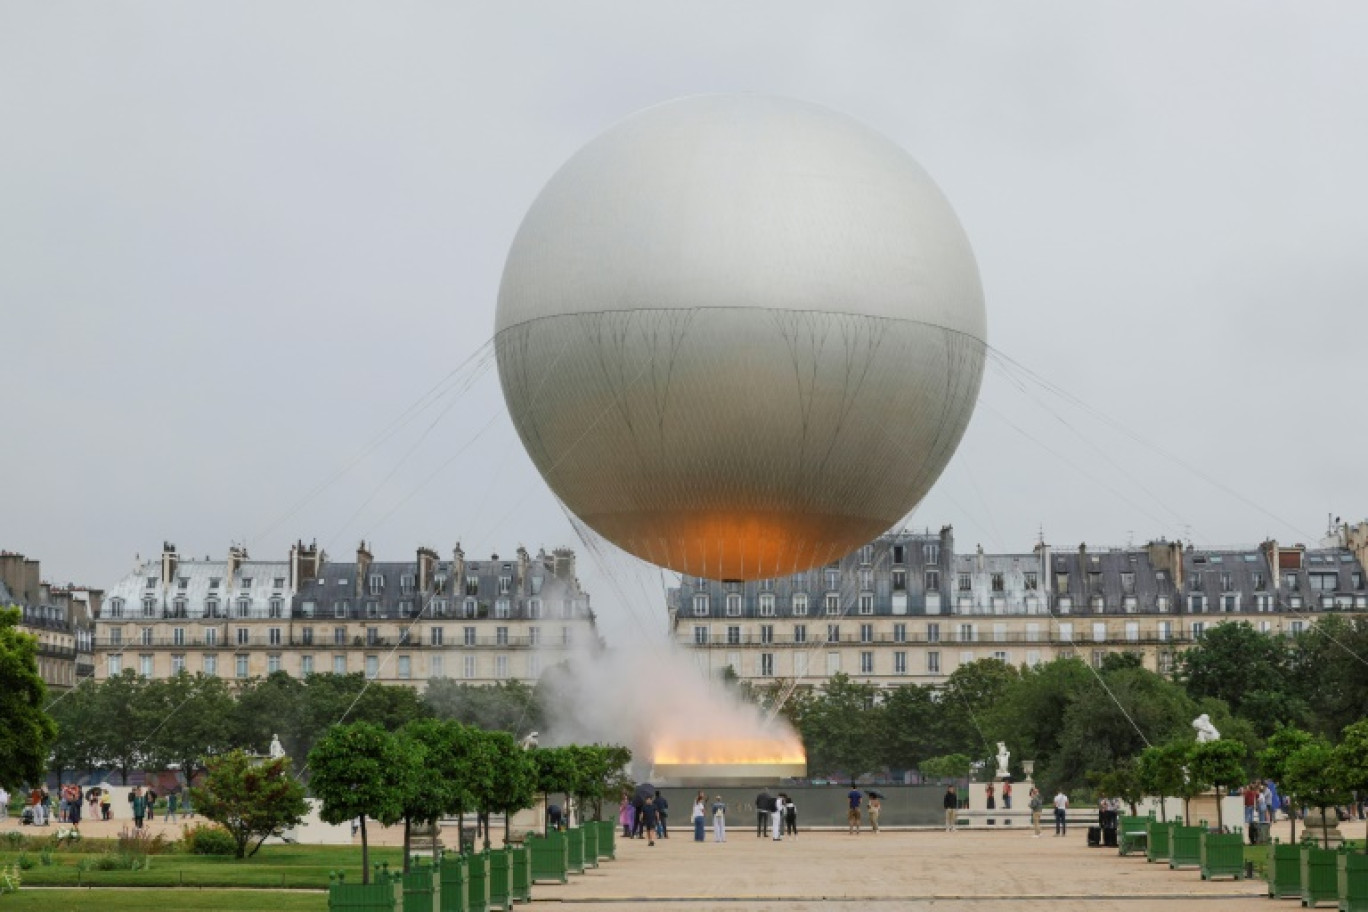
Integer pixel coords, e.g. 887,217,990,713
668,522,1368,688
95,540,598,689
0,550,98,691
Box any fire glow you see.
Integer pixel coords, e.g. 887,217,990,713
652,737,806,766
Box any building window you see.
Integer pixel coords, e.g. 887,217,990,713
826,623,840,642
235,655,248,679
171,654,185,674
693,625,709,645
205,599,220,618
209,578,221,590
760,653,775,677
300,655,314,676
927,651,941,674
693,594,709,616
398,656,411,679
495,598,511,618
859,594,874,615
993,650,1009,663
107,654,122,676
894,651,907,675
145,576,157,589
958,623,974,643
958,574,971,592
892,569,907,591
926,570,940,591
172,627,185,646
430,655,444,678
465,575,479,596
792,593,809,616
860,651,874,674
365,655,379,679
726,626,741,645
496,626,509,646
463,626,476,646
726,593,742,617
860,623,873,643
368,574,384,595
1023,572,1038,591
269,627,282,645
269,598,283,618
172,597,187,616
826,569,840,590
398,629,411,646
365,600,379,618
366,627,379,646
235,628,249,645
527,599,542,619
236,598,251,617
333,655,346,674
893,622,906,643
241,578,253,589
203,654,217,676
824,594,840,614
142,597,156,617
495,655,509,679
463,655,477,679
760,624,774,644
793,624,806,644
759,593,775,616
463,598,477,618
1191,621,1206,639
430,627,444,646
1222,594,1236,612
334,601,348,618
991,572,1005,593
108,598,125,618
826,652,841,675
529,626,541,646
267,654,281,674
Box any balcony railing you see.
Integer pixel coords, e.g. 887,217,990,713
683,630,1197,648
93,635,550,650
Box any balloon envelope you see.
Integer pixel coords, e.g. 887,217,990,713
496,95,986,581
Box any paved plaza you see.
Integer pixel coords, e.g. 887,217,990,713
528,823,1285,911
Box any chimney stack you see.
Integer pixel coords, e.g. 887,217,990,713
160,542,179,588
356,541,373,597
417,547,438,594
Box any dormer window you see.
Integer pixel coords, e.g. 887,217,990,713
401,574,416,595
273,577,285,589
241,578,253,589
177,577,189,590
145,577,157,589
368,574,384,595
209,578,221,589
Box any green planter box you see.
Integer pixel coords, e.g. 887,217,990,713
1118,814,1150,857
1200,828,1245,880
467,852,490,912
403,859,441,912
438,854,468,912
1303,844,1339,908
1267,840,1301,899
529,830,569,884
509,844,531,904
581,820,600,868
487,850,511,912
1169,822,1206,870
330,867,403,912
1339,849,1368,912
596,819,616,861
1146,818,1171,863
565,826,585,875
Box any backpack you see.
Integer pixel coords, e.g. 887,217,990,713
1029,794,1042,811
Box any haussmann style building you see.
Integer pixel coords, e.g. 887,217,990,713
0,550,98,692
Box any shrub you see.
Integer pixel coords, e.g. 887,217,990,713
0,862,21,895
15,853,34,870
4,831,23,849
38,848,53,867
182,822,237,856
116,824,172,857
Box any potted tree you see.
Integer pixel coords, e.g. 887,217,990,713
1332,721,1368,912
1260,726,1313,898
1283,738,1348,908
1137,742,1185,863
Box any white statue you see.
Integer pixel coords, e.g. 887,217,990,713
269,734,286,759
995,741,1011,779
519,731,539,751
1192,714,1220,743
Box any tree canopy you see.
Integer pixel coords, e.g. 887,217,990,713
0,606,56,789
192,750,308,858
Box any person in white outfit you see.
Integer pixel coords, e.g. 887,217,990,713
712,796,727,843
0,787,9,822
772,794,785,840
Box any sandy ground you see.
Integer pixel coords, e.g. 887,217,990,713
18,814,1340,910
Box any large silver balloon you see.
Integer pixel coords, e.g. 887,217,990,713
496,95,986,581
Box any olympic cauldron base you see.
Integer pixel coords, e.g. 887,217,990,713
650,760,807,787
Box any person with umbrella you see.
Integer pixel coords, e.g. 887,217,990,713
866,791,883,834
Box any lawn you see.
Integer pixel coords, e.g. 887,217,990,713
2,888,325,911
0,843,412,890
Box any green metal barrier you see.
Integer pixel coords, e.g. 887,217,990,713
487,849,511,912
1168,822,1205,870
1118,814,1150,857
1338,848,1368,912
596,819,616,861
329,864,404,912
581,820,599,868
403,857,441,912
565,826,585,875
529,830,569,884
1266,839,1300,898
1146,817,1171,863
1199,828,1244,880
467,852,490,912
1302,843,1338,908
509,843,531,904
438,853,468,912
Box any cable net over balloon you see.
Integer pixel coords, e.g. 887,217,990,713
497,306,984,581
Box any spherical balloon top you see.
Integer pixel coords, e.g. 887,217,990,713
496,95,986,581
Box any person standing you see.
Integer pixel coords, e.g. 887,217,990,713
67,790,81,831
167,790,180,823
0,786,8,822
654,791,669,839
1053,789,1069,837
692,795,706,842
846,785,862,835
771,794,785,841
1028,787,1043,837
785,797,797,837
868,794,881,834
132,787,146,830
985,783,996,810
1243,783,1257,826
711,796,727,843
100,789,111,821
640,796,659,847
619,795,633,838
943,785,958,832
755,789,772,838
1003,781,1013,810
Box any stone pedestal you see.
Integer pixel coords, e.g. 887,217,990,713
1303,809,1344,846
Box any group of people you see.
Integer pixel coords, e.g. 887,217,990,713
1242,780,1281,825
844,786,880,834
756,789,798,840
618,791,669,847
16,785,106,827
691,792,730,842
941,783,1067,837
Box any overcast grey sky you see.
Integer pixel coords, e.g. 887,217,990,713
4,2,1366,640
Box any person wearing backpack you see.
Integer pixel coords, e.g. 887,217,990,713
1028,787,1043,837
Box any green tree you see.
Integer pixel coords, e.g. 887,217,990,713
191,750,308,858
0,606,57,789
48,679,99,783
531,746,579,835
1283,737,1350,848
1137,742,1187,822
876,684,937,772
484,731,537,844
1188,739,1246,829
920,753,973,782
308,722,406,883
91,670,151,783
1332,720,1368,853
937,659,1020,764
143,672,236,782
796,673,883,777
1091,756,1145,815
423,679,542,733
1258,725,1313,843
1177,622,1292,719
393,720,467,870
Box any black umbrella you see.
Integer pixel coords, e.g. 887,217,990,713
633,782,656,803
865,790,885,799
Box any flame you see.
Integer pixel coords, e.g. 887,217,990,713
652,737,807,767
